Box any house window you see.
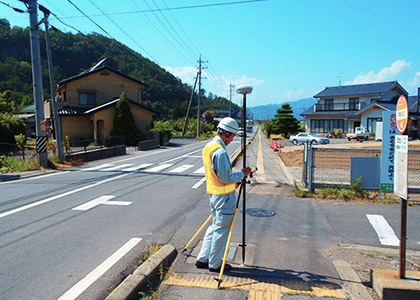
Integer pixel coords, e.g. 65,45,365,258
329,119,344,132
367,118,382,134
349,98,359,110
325,99,333,111
79,92,96,105
311,119,328,133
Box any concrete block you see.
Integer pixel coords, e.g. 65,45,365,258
371,269,420,300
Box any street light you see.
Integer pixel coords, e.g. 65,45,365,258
236,84,252,266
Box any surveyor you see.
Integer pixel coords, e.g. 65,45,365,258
195,117,252,272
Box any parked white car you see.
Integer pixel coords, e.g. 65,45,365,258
289,133,330,145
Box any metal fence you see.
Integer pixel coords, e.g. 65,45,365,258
302,143,420,193
65,136,125,155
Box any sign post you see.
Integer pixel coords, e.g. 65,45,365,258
395,95,409,279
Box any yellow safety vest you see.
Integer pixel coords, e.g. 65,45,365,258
202,142,236,195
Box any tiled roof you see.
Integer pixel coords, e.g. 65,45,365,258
313,81,406,98
83,97,158,115
58,106,88,115
57,62,148,87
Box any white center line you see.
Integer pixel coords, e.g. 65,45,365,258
57,238,142,300
366,214,399,246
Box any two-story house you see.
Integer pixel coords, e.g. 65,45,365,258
301,81,409,135
45,59,157,143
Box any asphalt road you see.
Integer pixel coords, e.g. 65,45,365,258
0,137,243,300
1,131,420,300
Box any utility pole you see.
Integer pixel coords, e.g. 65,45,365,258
197,56,202,138
181,74,198,137
196,55,207,138
28,0,48,167
39,5,64,160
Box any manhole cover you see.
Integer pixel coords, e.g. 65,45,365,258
241,208,276,217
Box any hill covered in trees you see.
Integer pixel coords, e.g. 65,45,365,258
0,18,239,119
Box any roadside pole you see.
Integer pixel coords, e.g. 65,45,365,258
394,95,409,279
40,6,63,161
28,0,48,167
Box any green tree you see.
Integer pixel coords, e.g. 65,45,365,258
14,133,26,161
110,93,143,146
271,103,299,138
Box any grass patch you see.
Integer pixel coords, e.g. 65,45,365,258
0,155,40,173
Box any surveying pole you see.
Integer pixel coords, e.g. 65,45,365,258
28,0,48,167
236,85,253,265
39,6,64,160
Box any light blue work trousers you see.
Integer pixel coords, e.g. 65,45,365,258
196,192,236,269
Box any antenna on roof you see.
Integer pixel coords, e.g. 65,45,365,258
89,57,107,72
336,73,343,86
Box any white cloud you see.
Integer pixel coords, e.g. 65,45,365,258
162,65,197,84
345,60,411,85
282,89,306,101
406,72,420,89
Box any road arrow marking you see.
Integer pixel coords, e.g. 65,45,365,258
122,163,153,172
193,166,205,174
366,214,399,246
72,195,132,211
101,164,134,171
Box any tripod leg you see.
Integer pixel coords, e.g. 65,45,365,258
215,208,238,289
182,214,212,253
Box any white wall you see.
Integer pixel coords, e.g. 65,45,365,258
361,108,384,128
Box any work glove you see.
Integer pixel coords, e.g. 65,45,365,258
242,166,252,177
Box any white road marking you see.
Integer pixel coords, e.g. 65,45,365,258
101,164,134,171
193,166,205,174
159,149,202,164
122,163,153,172
366,214,399,246
144,164,173,173
169,164,194,173
82,163,114,171
0,173,130,219
57,238,142,300
192,177,206,189
72,195,132,211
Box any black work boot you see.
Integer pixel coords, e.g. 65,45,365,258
195,260,209,269
209,263,232,272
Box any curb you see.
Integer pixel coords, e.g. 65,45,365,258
105,244,177,300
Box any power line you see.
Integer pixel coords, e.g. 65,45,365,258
0,0,26,13
87,0,160,64
51,0,267,19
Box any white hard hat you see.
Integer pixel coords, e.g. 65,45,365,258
217,117,239,135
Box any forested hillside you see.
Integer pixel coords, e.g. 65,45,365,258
0,19,238,118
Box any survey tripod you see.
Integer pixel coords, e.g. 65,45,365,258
182,167,257,288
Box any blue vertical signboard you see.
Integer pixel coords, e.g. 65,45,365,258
380,111,401,191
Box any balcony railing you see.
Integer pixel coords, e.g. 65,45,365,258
314,103,361,112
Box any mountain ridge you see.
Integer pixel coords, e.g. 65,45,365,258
249,97,317,120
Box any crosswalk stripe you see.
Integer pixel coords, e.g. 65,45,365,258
169,164,194,173
193,166,205,174
102,164,134,171
192,177,206,189
82,163,114,171
144,164,173,173
122,163,153,172
366,214,399,246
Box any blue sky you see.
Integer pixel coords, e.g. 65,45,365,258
2,0,420,107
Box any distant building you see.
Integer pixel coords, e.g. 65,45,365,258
45,59,157,143
301,81,410,135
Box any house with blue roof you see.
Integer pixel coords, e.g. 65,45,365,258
301,81,411,136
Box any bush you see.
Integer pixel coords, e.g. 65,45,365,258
335,129,342,137
0,155,40,173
